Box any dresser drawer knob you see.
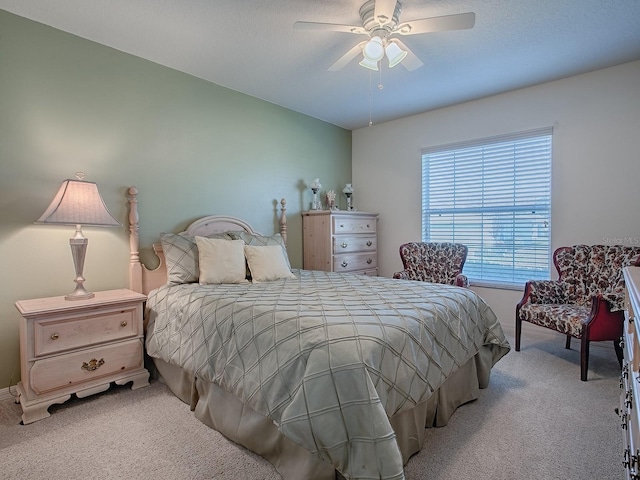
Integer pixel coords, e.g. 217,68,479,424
341,242,348,248
50,333,59,340
121,321,128,327
81,358,105,372
366,241,372,247
367,258,373,264
341,261,348,268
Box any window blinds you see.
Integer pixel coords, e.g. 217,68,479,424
421,127,552,287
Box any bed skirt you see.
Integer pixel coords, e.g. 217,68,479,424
152,346,493,479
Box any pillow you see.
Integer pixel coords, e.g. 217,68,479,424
228,232,292,270
160,232,232,284
244,245,296,283
196,237,248,284
160,233,200,284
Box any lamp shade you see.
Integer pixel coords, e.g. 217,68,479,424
385,41,408,68
362,37,385,62
36,179,121,227
359,57,380,71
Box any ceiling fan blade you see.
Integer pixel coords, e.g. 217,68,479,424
391,39,424,71
374,0,398,25
294,21,367,35
396,12,475,35
328,41,367,71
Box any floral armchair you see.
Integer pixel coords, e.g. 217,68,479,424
516,244,640,381
393,242,469,287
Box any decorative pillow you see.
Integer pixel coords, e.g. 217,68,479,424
244,245,296,283
196,237,248,284
228,232,292,270
160,233,200,284
160,232,232,284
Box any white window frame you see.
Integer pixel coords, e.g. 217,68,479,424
421,127,553,289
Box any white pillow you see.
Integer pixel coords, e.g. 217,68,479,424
244,245,296,283
195,237,248,284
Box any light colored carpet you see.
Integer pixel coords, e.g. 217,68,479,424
0,322,624,480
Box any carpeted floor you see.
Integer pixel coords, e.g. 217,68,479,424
0,322,624,480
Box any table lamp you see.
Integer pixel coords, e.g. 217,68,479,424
35,174,121,300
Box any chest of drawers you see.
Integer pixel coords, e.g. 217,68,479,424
622,267,640,478
15,288,149,424
302,210,378,275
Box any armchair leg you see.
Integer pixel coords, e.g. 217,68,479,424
515,317,522,351
614,339,624,368
565,335,572,350
580,336,590,382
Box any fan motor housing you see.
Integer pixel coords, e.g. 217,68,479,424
359,0,402,37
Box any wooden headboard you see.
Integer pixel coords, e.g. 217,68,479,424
127,186,288,295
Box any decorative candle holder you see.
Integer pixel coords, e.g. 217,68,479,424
309,178,322,210
343,183,354,211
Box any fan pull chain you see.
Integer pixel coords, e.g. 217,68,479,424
368,70,373,126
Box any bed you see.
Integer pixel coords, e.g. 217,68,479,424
126,187,510,480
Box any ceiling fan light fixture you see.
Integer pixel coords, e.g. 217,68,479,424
385,41,408,68
359,57,379,70
362,36,384,61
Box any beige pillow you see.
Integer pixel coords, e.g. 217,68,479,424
196,237,248,284
244,245,296,283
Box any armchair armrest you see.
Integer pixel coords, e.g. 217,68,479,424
455,274,470,288
519,280,568,306
600,292,625,312
393,270,410,280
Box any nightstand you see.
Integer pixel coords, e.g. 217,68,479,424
15,288,149,424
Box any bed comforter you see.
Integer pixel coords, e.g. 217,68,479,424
145,269,509,479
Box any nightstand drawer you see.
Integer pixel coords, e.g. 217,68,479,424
332,235,377,254
30,339,144,395
33,305,140,357
332,216,376,234
333,253,377,272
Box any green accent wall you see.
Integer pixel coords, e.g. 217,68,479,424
0,10,352,389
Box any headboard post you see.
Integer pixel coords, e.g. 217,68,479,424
127,186,143,294
280,198,287,246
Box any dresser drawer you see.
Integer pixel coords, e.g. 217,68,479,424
30,339,144,395
332,235,377,254
332,216,376,234
334,253,377,272
33,305,140,358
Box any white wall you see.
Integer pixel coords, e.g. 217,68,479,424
352,60,640,325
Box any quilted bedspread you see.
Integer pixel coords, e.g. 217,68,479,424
145,270,509,479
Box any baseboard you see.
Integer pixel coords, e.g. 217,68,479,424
0,386,18,403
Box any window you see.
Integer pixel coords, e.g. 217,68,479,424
422,128,552,288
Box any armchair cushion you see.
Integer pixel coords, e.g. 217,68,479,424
393,242,469,287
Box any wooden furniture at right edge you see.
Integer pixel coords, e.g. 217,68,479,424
302,210,378,275
622,266,640,479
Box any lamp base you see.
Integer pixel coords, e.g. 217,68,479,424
66,228,94,301
65,288,95,301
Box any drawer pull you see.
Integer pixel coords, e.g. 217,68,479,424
341,242,348,248
341,261,348,268
81,358,105,372
367,258,373,264
121,321,128,327
366,240,372,247
51,333,59,341
366,224,370,228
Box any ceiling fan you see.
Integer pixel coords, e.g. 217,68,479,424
294,0,475,72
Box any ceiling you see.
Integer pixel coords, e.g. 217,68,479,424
2,0,640,130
